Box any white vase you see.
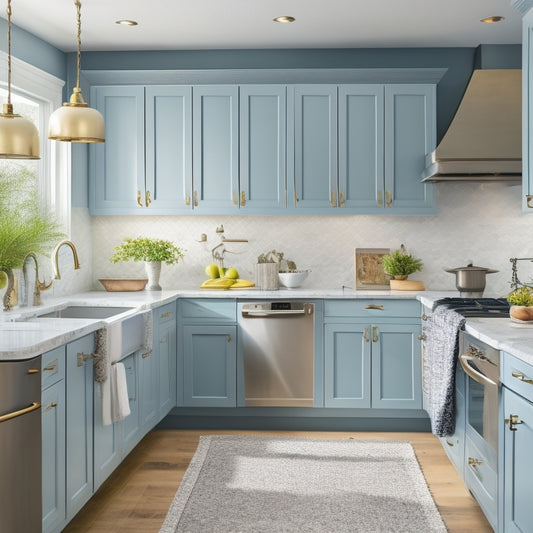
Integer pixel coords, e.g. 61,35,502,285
144,261,162,291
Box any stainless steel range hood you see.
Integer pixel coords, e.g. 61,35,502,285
421,69,521,182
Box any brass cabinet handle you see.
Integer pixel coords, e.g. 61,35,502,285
294,190,298,206
364,327,370,343
185,195,190,206
385,190,393,207
445,439,454,447
505,413,523,431
77,352,95,367
43,363,57,372
377,190,383,207
0,402,41,423
364,305,384,310
527,195,533,208
331,190,337,207
468,457,483,468
227,334,231,342
160,311,172,318
193,190,199,207
43,402,58,413
422,314,428,321
338,191,345,207
232,191,238,206
145,190,151,207
27,368,40,374
511,371,533,385
142,352,151,359
240,190,246,207
137,189,143,207
372,326,379,343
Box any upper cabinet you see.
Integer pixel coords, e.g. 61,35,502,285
89,85,192,215
89,82,436,216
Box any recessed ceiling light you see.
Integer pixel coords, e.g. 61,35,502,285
273,16,295,24
480,16,505,24
115,19,138,26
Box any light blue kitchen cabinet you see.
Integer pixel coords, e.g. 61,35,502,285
192,85,239,212
182,325,237,407
288,85,338,209
384,85,436,213
139,346,159,432
89,86,145,214
338,85,385,210
503,386,533,533
324,323,371,408
145,86,193,213
41,347,66,533
65,334,94,522
371,323,422,409
239,85,287,211
155,302,177,419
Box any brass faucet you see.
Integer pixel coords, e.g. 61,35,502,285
52,240,81,280
23,253,44,306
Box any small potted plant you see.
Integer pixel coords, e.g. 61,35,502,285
110,237,185,291
381,245,425,291
507,286,533,322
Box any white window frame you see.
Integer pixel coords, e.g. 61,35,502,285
0,51,69,231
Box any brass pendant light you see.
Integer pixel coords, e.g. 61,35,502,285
0,0,40,159
48,0,105,143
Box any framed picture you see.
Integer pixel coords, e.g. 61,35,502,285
355,248,391,290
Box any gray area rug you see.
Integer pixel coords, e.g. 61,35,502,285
160,435,447,533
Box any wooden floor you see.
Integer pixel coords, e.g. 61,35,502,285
64,429,493,533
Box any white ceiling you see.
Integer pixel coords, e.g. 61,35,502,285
5,0,523,52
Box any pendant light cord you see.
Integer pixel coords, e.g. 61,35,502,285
6,0,12,106
75,0,81,90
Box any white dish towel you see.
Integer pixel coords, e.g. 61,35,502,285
110,362,131,422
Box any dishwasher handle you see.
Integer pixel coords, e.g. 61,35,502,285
242,303,314,318
0,402,41,424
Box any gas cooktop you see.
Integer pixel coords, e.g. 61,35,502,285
433,297,510,318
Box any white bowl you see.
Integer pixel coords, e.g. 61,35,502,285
278,270,310,289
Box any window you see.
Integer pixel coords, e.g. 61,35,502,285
0,51,68,230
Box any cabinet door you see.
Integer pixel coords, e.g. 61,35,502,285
240,85,286,211
139,348,159,432
145,86,193,213
42,379,66,533
324,323,371,408
65,334,94,521
183,325,237,407
338,85,385,210
123,352,142,455
157,318,177,418
384,85,436,213
371,323,422,409
503,387,533,533
192,86,239,212
289,85,338,210
89,86,145,214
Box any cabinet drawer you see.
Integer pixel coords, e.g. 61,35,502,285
179,298,236,322
41,346,65,390
502,352,533,403
324,299,420,318
155,302,176,324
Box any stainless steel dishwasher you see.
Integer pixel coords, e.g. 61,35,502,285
0,355,42,532
239,301,315,407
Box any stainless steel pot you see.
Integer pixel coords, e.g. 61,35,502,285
445,263,498,295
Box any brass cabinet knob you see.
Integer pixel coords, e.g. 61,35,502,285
422,314,428,321
417,334,426,341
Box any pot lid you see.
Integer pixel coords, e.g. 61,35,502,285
444,262,498,274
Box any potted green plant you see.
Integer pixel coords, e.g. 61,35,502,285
381,245,425,291
109,236,185,290
507,286,533,322
0,166,64,310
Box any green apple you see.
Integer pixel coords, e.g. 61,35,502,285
224,267,239,280
205,263,220,279
0,271,6,290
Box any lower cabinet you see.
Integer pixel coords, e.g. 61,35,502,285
182,324,237,407
323,306,422,410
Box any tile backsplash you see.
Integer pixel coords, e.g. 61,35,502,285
67,181,532,297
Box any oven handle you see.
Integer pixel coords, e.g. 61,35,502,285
459,355,497,387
